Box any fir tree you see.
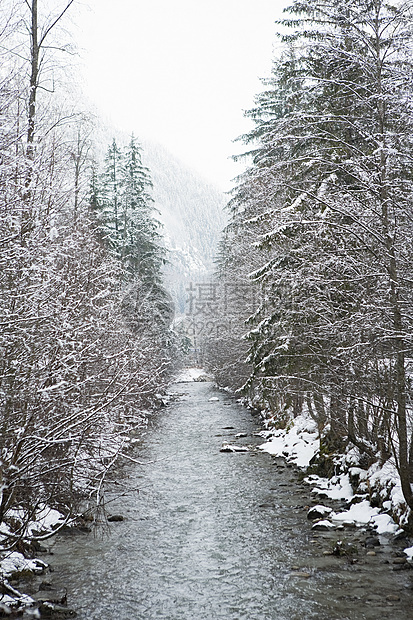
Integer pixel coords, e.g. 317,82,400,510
120,135,165,282
214,0,413,513
98,138,124,250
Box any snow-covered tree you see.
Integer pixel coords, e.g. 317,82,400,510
93,137,172,332
220,0,413,516
0,1,176,548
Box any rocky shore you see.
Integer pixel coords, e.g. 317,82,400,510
2,395,413,618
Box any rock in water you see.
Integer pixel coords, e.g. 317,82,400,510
34,591,67,605
290,571,311,578
194,374,213,382
307,505,333,520
311,519,335,531
220,444,249,453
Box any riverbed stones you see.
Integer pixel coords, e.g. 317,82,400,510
107,515,124,522
34,590,67,605
290,571,311,578
220,444,249,452
342,521,357,529
38,601,77,617
311,519,335,531
364,535,380,548
307,505,333,520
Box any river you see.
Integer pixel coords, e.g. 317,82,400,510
48,381,413,619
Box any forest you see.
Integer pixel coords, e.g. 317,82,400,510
0,0,175,548
2,0,413,562
205,0,413,528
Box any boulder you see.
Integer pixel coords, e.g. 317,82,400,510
364,536,380,548
34,591,67,605
220,444,249,453
290,571,311,578
307,505,333,520
311,519,335,531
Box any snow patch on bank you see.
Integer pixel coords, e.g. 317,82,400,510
0,552,47,578
0,552,47,616
0,505,66,614
259,414,319,468
0,505,66,542
306,473,354,501
258,412,411,545
174,367,208,382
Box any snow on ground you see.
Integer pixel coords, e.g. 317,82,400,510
0,552,47,615
305,473,354,501
367,460,407,517
0,593,36,613
258,412,409,540
3,505,66,539
310,500,403,534
0,552,47,578
259,414,319,468
33,506,66,532
0,505,66,613
174,367,209,382
371,513,402,535
331,500,380,525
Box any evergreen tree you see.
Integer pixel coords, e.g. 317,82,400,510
91,136,173,339
98,138,124,250
216,0,413,513
120,135,165,282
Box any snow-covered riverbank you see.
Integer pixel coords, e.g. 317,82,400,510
1,368,412,616
0,507,69,616
258,412,413,561
177,368,412,560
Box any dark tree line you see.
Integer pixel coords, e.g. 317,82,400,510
206,0,413,523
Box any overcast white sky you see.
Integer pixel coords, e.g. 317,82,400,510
73,0,287,190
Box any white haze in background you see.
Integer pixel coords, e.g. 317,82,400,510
73,0,286,190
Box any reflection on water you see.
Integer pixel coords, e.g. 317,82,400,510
49,382,413,619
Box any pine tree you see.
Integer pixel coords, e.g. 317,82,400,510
98,138,124,250
120,135,164,281
120,136,171,333
220,0,413,512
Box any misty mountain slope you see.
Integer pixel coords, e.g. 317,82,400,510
143,140,227,264
142,140,228,313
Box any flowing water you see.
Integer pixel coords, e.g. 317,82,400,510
47,381,413,619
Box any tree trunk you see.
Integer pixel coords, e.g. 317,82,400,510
21,0,39,241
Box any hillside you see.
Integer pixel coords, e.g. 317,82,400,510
142,140,228,314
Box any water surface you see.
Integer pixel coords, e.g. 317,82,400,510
50,381,413,619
